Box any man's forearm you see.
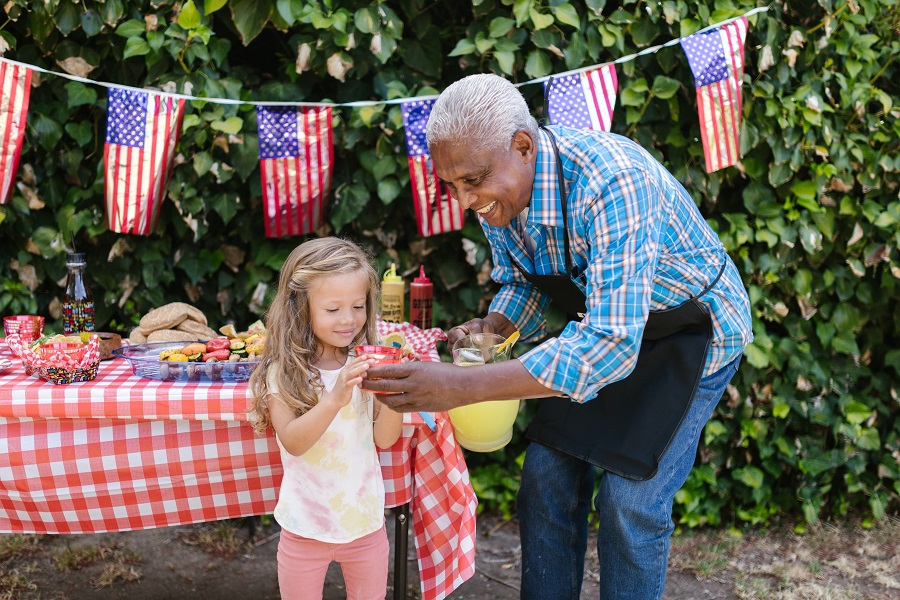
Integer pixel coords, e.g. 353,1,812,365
464,358,563,403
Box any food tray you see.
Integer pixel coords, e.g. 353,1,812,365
112,341,260,383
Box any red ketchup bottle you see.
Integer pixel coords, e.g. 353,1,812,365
409,265,433,329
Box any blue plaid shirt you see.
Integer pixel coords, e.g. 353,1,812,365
481,126,753,402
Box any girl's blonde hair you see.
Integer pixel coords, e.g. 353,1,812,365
248,237,378,434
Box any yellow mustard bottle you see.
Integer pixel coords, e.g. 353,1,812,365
380,263,405,323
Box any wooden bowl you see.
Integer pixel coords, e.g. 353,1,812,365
96,332,123,361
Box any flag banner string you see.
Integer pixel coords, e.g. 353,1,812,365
0,6,770,109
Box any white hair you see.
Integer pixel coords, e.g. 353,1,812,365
426,74,539,153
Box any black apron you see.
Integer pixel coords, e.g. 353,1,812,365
516,127,725,481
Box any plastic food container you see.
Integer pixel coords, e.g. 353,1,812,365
112,342,260,383
4,315,44,344
448,333,520,453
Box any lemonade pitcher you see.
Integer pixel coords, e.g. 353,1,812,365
449,333,520,452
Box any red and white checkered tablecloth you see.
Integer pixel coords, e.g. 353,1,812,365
0,322,476,600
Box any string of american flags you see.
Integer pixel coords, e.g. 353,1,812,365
0,7,767,238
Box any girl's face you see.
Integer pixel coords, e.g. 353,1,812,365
307,270,370,362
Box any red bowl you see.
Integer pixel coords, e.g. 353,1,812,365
39,342,86,361
354,344,403,365
3,315,45,343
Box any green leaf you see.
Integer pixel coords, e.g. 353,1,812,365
488,17,515,38
32,114,64,151
331,183,369,232
885,349,900,375
230,0,273,45
733,466,764,489
178,1,202,29
192,152,214,177
529,8,554,31
209,193,239,224
80,9,103,37
123,36,150,59
524,49,551,79
64,82,98,108
844,401,871,425
773,402,790,419
204,0,229,14
651,76,680,99
210,117,244,134
512,0,530,26
448,39,476,57
54,1,80,35
856,427,880,451
64,121,92,147
377,178,401,204
354,6,379,34
743,343,770,369
554,3,580,28
495,50,516,75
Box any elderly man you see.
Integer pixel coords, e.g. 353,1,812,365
364,73,753,599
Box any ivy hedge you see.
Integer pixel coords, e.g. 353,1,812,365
1,0,898,529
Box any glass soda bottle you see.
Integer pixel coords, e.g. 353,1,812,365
62,252,95,334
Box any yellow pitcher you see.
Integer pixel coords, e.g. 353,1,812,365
449,333,520,452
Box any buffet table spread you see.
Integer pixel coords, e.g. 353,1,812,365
0,321,476,600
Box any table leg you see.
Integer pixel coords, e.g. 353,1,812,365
393,503,410,600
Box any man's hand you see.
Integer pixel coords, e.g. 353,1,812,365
446,312,516,349
362,361,472,412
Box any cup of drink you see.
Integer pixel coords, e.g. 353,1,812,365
355,345,404,394
4,315,45,344
448,333,520,452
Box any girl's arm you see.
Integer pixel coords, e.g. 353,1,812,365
373,400,403,448
270,356,371,456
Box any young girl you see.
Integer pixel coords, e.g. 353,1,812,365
249,237,403,600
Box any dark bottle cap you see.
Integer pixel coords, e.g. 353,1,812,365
66,252,86,265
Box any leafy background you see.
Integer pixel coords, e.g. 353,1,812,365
1,0,898,530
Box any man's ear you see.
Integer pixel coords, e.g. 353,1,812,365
511,130,536,163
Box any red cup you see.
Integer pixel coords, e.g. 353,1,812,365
39,342,86,362
354,344,403,366
355,345,403,394
4,315,45,344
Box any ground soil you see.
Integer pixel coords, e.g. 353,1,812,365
1,512,897,599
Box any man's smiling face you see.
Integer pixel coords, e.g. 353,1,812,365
431,131,537,228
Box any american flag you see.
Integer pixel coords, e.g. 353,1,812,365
545,64,618,131
401,99,464,237
104,88,185,235
257,105,333,237
680,17,748,173
0,61,32,205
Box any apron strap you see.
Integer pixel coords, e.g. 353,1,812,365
538,125,577,279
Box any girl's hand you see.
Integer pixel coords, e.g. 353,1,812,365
322,356,370,409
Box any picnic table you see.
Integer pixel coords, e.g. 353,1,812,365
0,322,477,600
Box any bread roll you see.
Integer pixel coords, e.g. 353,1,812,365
175,318,218,339
139,302,207,332
147,329,199,343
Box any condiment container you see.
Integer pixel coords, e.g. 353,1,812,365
380,263,405,323
409,265,433,329
63,252,95,334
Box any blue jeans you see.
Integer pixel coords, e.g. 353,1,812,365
517,357,740,600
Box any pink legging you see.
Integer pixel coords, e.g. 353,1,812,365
277,524,389,600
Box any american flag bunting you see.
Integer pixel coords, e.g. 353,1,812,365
680,17,748,172
401,99,464,237
0,61,32,205
257,105,333,237
104,88,185,235
545,64,618,131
